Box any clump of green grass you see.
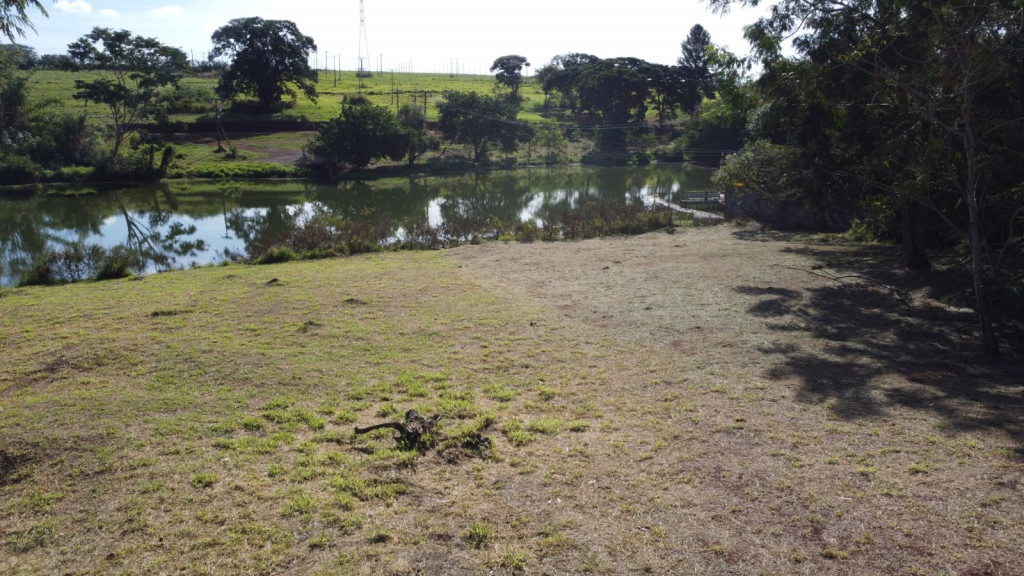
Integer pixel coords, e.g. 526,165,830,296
527,418,562,435
7,522,56,553
908,462,930,475
484,381,518,402
435,390,478,419
293,408,326,431
567,420,590,432
498,550,528,571
333,409,359,424
23,490,63,512
503,418,533,446
191,473,218,489
284,490,321,518
241,416,265,431
465,521,495,549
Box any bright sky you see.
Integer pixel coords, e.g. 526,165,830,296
21,0,767,74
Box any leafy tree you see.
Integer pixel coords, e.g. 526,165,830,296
699,45,756,130
210,17,318,108
1,0,45,43
709,0,1024,356
533,123,568,163
397,103,433,167
490,55,530,100
68,27,187,159
1,43,37,68
536,53,599,112
576,58,653,149
648,64,685,129
306,100,407,174
437,90,531,162
678,24,716,114
36,53,76,70
0,57,26,137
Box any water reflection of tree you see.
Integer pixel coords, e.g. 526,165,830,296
225,202,304,257
436,172,537,235
111,185,206,272
0,196,55,285
3,167,713,284
0,185,212,285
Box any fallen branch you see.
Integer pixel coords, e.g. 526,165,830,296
355,409,440,447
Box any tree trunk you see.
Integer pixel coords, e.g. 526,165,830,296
958,75,1001,358
967,202,1001,357
899,196,931,270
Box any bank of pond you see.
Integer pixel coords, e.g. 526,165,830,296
0,165,721,287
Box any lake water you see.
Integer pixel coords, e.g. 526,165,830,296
0,165,715,286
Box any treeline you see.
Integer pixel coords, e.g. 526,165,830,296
704,0,1023,356
306,25,729,173
1,20,728,185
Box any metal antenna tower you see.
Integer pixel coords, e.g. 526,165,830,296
357,0,370,87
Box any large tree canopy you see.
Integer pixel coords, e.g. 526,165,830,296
576,58,654,148
0,0,45,43
209,17,318,108
490,54,530,100
536,52,599,112
706,0,1024,356
306,99,407,174
437,91,532,162
68,27,187,159
678,24,716,113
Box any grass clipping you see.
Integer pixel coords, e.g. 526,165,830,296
1,224,1022,575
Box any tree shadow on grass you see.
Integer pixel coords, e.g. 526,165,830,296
732,234,1024,457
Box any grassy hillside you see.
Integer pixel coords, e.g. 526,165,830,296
24,69,551,125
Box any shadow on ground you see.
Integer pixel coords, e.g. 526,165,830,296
733,229,1024,457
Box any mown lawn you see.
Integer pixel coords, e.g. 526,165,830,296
2,226,1021,575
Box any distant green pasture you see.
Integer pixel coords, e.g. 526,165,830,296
24,69,549,125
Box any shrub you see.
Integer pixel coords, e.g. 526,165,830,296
94,245,142,280
254,246,299,264
18,242,142,286
0,155,41,184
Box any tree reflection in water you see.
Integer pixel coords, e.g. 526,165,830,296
1,166,715,285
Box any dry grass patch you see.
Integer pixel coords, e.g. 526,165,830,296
1,225,1021,575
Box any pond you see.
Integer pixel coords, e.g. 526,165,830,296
0,165,717,286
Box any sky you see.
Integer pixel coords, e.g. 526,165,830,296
19,0,769,74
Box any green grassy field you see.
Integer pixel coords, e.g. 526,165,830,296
20,68,568,177
24,69,550,125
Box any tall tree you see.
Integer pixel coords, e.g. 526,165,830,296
708,0,1024,356
576,58,653,149
0,58,27,138
0,0,45,43
1,43,37,68
678,24,716,113
209,17,318,108
68,28,187,159
306,100,407,174
437,91,531,162
490,55,530,100
536,53,599,112
648,63,685,129
397,103,433,167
